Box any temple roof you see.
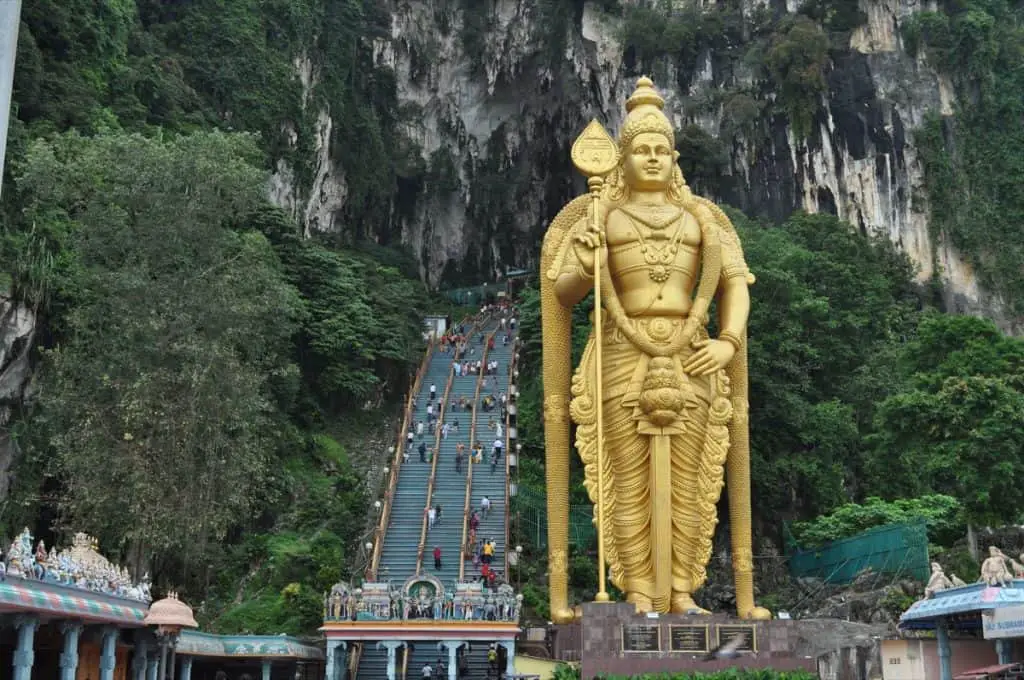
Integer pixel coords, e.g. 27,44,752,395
176,631,324,660
0,575,148,625
900,582,1024,629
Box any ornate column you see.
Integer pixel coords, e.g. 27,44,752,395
936,619,952,680
178,656,193,680
131,634,149,680
438,641,465,680
11,615,39,680
376,641,405,680
99,626,119,680
499,639,516,677
59,621,84,680
262,659,272,680
325,640,347,680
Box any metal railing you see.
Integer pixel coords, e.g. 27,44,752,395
458,333,495,579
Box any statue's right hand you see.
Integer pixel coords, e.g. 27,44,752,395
572,234,600,274
572,209,606,275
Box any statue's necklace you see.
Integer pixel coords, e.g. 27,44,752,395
624,213,686,283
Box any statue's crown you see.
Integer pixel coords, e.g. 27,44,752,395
626,76,665,113
619,77,675,150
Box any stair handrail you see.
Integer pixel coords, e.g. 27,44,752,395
349,642,363,680
415,318,484,574
458,332,495,580
504,335,519,577
368,330,437,580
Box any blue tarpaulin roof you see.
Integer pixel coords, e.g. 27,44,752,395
900,581,1024,629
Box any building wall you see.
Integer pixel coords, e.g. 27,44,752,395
881,639,999,680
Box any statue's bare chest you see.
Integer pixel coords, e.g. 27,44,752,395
606,207,701,254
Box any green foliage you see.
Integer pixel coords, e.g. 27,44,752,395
904,0,1024,311
864,314,1024,527
764,16,831,137
790,495,963,547
553,664,580,680
735,211,922,519
12,131,301,566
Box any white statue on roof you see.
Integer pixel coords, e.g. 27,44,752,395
980,546,1014,588
925,562,954,598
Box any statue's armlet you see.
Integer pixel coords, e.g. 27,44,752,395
718,223,752,284
551,216,593,305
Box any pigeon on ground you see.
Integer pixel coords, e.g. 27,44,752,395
702,632,748,662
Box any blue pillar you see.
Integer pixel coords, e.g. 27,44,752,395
997,639,1013,664
499,639,516,677
12,615,39,680
132,634,149,680
178,656,193,680
937,619,952,680
262,659,272,680
325,640,347,680
146,653,159,680
439,641,465,680
376,641,405,680
59,622,84,680
99,626,119,680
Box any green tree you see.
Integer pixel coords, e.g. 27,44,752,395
15,131,302,575
790,494,962,547
865,314,1024,527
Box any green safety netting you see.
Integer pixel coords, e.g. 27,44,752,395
515,486,596,549
786,521,930,584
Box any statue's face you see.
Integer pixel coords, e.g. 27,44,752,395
623,132,675,191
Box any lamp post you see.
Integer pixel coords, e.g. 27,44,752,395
515,546,523,590
0,0,22,199
143,592,198,680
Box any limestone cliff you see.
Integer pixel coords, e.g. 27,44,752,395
271,0,1017,331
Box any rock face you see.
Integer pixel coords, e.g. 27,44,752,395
0,296,35,499
268,0,1015,329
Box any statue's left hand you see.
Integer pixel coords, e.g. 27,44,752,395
683,339,735,376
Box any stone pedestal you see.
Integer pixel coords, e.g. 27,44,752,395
579,603,816,680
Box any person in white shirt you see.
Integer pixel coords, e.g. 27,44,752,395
481,496,491,517
421,663,433,679
430,383,437,399
493,438,503,459
428,507,437,529
495,423,504,439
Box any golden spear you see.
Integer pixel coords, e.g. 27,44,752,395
570,120,619,604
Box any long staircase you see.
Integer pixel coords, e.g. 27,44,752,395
357,314,518,679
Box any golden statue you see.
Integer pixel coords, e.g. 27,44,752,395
541,77,770,622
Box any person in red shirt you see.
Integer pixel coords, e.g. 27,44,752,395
433,546,442,571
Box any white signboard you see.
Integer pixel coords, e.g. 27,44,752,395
982,606,1024,639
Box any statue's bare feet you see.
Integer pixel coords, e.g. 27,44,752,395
739,605,772,620
628,593,654,614
671,592,710,615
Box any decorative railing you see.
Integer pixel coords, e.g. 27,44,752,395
368,336,436,580
323,581,522,624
